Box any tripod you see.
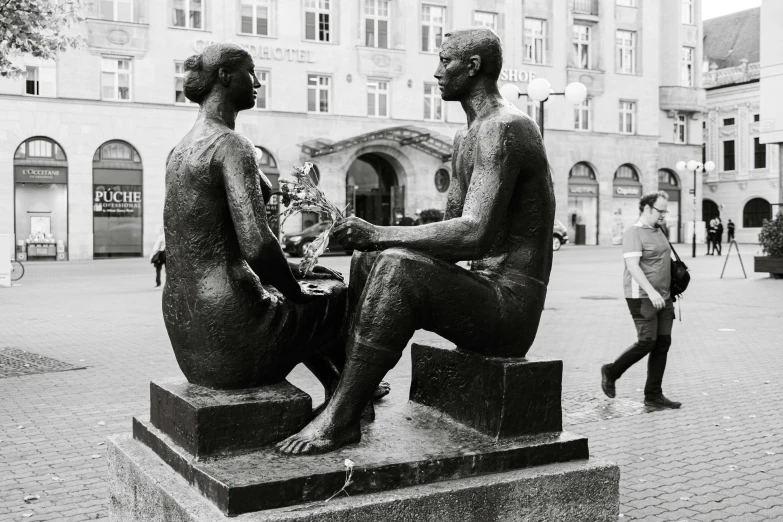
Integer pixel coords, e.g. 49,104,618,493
720,240,747,279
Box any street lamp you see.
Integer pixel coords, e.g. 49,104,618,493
677,159,715,258
500,79,587,138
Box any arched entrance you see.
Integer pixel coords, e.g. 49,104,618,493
702,199,720,224
567,162,599,245
658,169,681,242
13,137,69,261
346,154,401,226
612,164,643,245
92,140,143,258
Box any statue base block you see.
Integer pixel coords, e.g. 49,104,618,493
109,432,620,521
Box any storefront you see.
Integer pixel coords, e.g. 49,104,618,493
658,169,681,242
92,141,143,258
611,164,643,245
567,162,599,245
13,137,68,261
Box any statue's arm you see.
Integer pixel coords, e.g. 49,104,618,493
221,138,304,301
442,131,465,221
376,120,525,261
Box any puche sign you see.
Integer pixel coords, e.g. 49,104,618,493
14,166,68,184
93,185,142,217
194,40,316,63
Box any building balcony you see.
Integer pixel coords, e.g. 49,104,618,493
572,0,599,16
86,19,149,57
702,60,760,88
659,86,706,114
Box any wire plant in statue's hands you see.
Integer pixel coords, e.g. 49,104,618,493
278,162,347,276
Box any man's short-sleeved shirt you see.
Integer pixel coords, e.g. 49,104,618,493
622,222,671,300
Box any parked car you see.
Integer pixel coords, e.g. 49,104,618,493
281,222,353,257
553,219,569,251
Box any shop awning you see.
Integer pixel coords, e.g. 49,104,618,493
299,125,453,162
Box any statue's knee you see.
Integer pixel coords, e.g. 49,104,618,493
376,247,419,268
654,335,671,354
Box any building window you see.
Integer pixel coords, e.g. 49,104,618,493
754,114,760,122
421,5,445,53
307,74,330,113
723,117,735,126
171,0,203,29
99,0,133,22
524,18,547,64
681,0,694,24
101,58,131,101
743,198,772,228
527,99,541,126
574,98,591,131
174,62,192,104
305,0,331,42
423,83,443,121
616,0,635,6
681,47,694,86
616,30,636,74
754,138,767,169
619,100,636,134
573,24,591,69
255,69,269,109
240,0,271,36
367,79,389,117
364,0,389,48
674,114,687,144
25,67,39,95
723,140,735,171
472,11,497,32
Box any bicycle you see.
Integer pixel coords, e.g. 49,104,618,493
10,259,24,281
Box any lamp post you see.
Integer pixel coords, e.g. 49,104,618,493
676,159,715,258
499,79,587,138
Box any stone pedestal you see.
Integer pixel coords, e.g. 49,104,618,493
109,341,620,520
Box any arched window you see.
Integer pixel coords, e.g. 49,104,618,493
702,199,719,223
256,146,277,169
93,140,141,163
743,198,772,228
658,169,679,187
614,164,639,181
569,162,596,179
14,137,66,160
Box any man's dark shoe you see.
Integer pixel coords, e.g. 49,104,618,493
644,394,681,409
601,364,616,398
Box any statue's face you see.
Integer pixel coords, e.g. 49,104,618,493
434,39,472,102
228,56,261,111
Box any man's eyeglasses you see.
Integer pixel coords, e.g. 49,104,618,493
652,206,669,215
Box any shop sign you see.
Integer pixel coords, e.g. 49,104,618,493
615,186,641,197
93,185,142,217
14,166,67,184
499,68,537,83
569,185,597,195
194,40,316,63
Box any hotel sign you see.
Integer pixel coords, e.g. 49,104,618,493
194,40,316,63
499,68,537,83
14,166,67,184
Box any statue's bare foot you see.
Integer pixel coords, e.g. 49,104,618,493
373,380,391,400
276,412,360,456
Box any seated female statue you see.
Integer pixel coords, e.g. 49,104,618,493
162,43,347,392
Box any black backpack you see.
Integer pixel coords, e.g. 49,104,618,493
664,233,690,301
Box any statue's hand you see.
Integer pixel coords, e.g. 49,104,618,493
333,217,379,251
304,265,344,282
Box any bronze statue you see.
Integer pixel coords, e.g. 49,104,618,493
163,43,347,393
278,28,555,455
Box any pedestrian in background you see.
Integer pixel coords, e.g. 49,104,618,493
727,219,735,242
714,218,724,256
151,227,166,288
601,190,681,409
706,218,716,255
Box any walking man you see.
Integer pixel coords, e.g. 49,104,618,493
715,218,724,255
601,191,681,409
727,219,735,242
150,226,166,288
706,218,716,255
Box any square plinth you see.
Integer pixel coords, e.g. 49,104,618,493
132,397,588,515
410,341,563,439
149,378,312,459
110,432,618,522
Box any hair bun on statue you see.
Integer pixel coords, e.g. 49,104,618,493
182,44,249,105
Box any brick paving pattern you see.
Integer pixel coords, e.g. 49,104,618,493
0,245,781,521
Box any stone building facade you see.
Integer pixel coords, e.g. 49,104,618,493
0,0,705,260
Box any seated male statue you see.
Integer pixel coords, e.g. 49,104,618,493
278,27,555,455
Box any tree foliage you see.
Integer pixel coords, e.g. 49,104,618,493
0,0,87,78
758,211,783,258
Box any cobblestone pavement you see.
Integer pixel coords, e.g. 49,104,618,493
0,244,781,521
